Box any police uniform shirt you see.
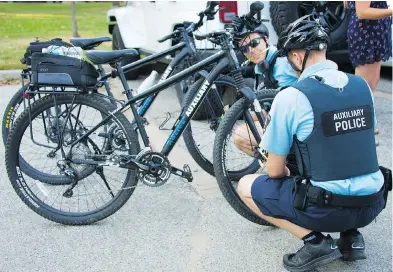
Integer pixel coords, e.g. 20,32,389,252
260,60,384,196
254,45,298,88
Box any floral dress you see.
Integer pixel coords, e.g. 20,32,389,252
347,1,392,67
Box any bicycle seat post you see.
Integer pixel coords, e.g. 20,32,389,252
115,61,133,100
97,64,114,99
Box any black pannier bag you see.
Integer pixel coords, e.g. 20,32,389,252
31,53,99,89
22,38,70,66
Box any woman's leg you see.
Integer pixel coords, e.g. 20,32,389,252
355,61,382,136
355,61,382,92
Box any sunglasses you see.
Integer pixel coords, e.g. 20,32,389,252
239,37,264,54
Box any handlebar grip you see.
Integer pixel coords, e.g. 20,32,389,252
157,30,180,43
194,33,209,41
157,33,172,43
246,1,264,18
204,1,219,14
195,29,228,41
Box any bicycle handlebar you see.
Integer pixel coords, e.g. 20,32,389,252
204,1,219,15
246,1,264,18
157,29,181,43
194,29,229,41
157,1,219,43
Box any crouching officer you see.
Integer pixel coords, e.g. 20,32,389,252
237,14,392,272
231,15,298,156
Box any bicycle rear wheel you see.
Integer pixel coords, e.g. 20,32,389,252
5,93,140,225
2,84,28,144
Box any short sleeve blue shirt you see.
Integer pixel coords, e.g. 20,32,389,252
260,60,383,196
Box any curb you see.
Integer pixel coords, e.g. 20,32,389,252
0,70,21,81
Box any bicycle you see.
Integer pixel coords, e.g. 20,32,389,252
5,22,268,225
3,1,229,185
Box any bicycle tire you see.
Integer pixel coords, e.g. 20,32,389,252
2,85,77,185
213,89,280,226
2,84,27,145
5,93,140,225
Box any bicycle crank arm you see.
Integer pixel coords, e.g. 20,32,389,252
170,164,193,182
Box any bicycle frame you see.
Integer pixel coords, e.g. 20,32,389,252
30,40,201,117
65,50,228,158
23,36,268,188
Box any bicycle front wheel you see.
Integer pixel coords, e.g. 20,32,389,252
213,89,281,226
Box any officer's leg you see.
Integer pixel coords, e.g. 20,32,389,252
238,175,311,238
238,175,342,271
336,229,366,261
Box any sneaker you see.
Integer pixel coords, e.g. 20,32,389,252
283,235,342,272
335,231,366,261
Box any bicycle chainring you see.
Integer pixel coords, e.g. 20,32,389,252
136,150,171,187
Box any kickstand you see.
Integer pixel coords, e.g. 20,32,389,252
159,112,172,131
96,166,115,198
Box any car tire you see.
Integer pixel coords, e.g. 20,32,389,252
270,2,350,61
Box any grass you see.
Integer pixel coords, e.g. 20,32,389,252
0,2,116,70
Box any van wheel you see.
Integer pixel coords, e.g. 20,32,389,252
270,2,350,60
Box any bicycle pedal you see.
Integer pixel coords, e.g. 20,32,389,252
170,165,193,182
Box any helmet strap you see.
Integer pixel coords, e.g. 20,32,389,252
262,36,269,47
301,48,311,73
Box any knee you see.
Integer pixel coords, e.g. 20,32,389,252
237,176,254,198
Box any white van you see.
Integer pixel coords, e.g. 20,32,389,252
107,1,391,79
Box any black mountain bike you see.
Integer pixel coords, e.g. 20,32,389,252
5,24,269,225
3,1,229,184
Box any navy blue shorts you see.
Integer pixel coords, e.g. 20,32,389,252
251,175,386,233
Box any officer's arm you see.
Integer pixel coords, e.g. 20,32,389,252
266,152,288,178
355,1,392,20
260,88,298,178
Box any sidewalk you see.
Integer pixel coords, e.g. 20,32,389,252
0,69,20,81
